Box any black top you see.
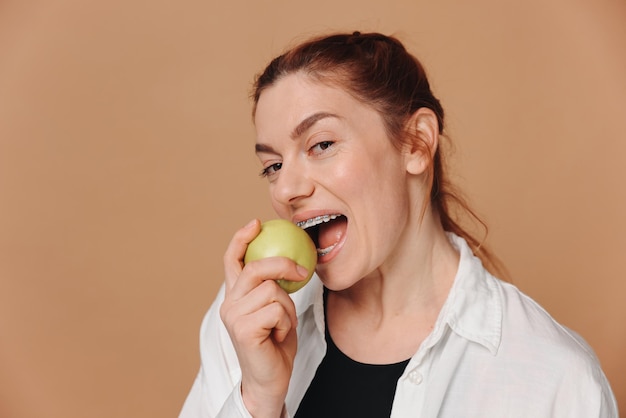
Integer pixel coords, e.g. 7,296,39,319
295,290,410,418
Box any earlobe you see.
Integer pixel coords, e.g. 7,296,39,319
404,108,439,175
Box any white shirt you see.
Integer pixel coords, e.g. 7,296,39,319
179,234,618,417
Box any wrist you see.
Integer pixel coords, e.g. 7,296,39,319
241,381,286,418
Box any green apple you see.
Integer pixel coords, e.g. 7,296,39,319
244,219,317,293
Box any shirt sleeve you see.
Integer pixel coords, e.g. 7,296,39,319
179,373,255,418
551,328,620,418
179,278,323,418
178,284,255,418
552,364,619,418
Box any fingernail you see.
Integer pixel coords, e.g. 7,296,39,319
244,219,257,229
296,265,309,278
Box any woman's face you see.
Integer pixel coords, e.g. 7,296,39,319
254,72,421,290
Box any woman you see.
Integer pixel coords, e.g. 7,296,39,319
180,32,618,417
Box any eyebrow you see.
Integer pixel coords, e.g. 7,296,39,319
254,142,277,154
290,112,338,139
255,111,339,155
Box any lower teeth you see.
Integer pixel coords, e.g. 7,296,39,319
317,244,336,257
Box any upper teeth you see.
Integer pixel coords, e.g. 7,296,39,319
297,214,341,230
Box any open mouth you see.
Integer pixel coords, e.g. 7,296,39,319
297,214,347,257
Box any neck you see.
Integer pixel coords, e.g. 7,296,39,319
325,210,460,364
336,209,458,317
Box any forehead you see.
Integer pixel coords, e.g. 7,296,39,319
254,73,365,136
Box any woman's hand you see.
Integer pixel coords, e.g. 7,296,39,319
219,219,309,418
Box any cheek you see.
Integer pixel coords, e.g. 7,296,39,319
345,151,405,193
272,207,290,220
323,162,368,201
269,189,290,218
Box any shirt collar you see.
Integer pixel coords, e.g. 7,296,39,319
442,233,503,355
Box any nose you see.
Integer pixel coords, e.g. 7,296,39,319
271,159,314,206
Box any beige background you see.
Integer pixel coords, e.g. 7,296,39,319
1,0,625,416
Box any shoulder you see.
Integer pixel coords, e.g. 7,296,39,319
458,274,618,416
449,233,604,370
496,278,597,361
494,277,616,405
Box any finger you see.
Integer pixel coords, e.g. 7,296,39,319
229,256,308,301
223,219,261,290
223,279,298,333
250,299,295,344
225,294,295,348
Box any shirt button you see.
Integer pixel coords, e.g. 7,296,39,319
408,370,423,385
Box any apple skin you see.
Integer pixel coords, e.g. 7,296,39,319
244,219,317,293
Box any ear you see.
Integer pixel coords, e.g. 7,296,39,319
403,108,439,175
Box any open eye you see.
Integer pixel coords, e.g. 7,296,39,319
259,162,282,178
310,141,334,155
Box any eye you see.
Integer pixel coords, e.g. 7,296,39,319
310,141,335,155
259,162,282,178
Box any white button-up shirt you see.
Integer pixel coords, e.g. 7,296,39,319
180,234,618,417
